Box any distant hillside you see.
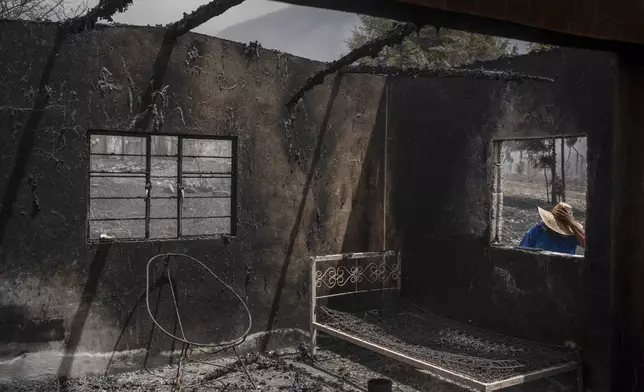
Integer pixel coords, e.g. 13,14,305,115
215,6,360,62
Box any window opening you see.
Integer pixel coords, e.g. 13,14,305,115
88,132,236,240
491,136,587,256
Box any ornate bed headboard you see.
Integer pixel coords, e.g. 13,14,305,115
310,250,401,302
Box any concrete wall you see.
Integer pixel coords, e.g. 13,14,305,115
386,48,615,391
0,20,387,379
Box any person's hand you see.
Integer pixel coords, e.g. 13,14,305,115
553,209,574,224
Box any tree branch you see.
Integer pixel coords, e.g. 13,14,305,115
62,0,134,34
341,64,555,83
165,0,246,39
286,22,418,109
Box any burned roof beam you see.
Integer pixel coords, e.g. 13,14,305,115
275,0,643,55
342,65,555,83
286,22,418,109
165,0,246,39
62,0,134,34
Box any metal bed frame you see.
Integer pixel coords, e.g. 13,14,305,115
309,250,583,392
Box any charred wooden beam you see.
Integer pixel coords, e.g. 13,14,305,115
342,64,555,83
275,0,644,55
165,0,246,39
63,0,134,34
286,22,419,109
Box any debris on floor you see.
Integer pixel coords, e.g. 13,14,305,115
1,340,574,392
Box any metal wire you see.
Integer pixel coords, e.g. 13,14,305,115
233,346,257,389
145,253,252,348
316,301,578,383
142,253,255,389
166,264,188,341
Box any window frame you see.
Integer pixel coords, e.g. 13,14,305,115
86,130,238,242
489,135,587,257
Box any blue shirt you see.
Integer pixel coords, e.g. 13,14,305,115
519,222,579,255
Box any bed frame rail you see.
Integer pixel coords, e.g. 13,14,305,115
310,250,401,357
308,250,583,392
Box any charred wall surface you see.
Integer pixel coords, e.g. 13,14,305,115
0,19,617,390
0,20,387,378
387,48,615,390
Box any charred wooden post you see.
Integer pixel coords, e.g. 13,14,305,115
610,50,644,392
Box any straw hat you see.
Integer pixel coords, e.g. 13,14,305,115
538,202,576,236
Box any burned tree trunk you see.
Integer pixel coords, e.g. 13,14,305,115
286,23,418,109
560,137,566,202
550,138,558,204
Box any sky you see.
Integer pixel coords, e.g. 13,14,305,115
64,0,360,61
111,0,292,35
64,0,528,62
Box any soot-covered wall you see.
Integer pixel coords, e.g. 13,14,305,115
387,48,615,390
0,20,388,378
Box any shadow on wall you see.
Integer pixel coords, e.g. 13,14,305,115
261,74,344,350
0,305,65,351
57,243,111,387
387,76,492,320
317,80,388,312
130,35,177,132
0,24,181,383
340,80,387,254
0,26,65,249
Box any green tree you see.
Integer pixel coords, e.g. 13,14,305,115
347,16,511,68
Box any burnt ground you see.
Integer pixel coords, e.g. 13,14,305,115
0,343,463,392
501,180,587,255
1,337,576,392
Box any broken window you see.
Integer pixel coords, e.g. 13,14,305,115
88,132,236,240
490,136,587,255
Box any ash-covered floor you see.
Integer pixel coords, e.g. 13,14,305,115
2,336,575,392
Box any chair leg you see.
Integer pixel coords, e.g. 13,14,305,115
310,327,317,358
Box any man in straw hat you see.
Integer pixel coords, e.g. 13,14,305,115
519,202,586,255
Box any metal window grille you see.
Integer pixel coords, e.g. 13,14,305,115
87,131,237,240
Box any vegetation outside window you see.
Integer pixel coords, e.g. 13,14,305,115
491,136,587,256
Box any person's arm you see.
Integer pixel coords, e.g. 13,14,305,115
554,210,586,248
569,220,586,248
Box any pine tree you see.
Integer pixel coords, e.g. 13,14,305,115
347,16,511,68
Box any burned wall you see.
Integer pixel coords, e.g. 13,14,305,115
387,48,615,391
0,20,387,379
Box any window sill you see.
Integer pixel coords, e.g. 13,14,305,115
490,243,584,259
87,234,236,246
